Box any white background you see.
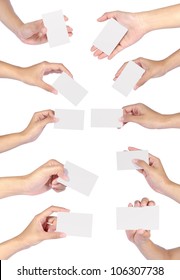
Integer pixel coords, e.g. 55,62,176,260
1,0,180,278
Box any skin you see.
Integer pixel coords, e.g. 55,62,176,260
91,5,180,59
128,147,180,203
0,206,69,259
0,159,68,198
126,198,180,260
0,109,58,153
0,61,73,94
121,103,180,129
0,0,73,44
114,49,180,89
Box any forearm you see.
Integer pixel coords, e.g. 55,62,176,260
0,0,23,35
0,235,28,259
140,4,180,33
160,113,180,129
0,61,23,80
0,132,27,153
136,239,170,260
163,181,180,203
0,176,26,198
163,49,180,73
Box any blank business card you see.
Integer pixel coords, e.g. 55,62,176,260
93,19,127,55
113,61,145,96
117,150,149,170
53,73,88,105
57,212,93,237
42,10,69,48
116,206,159,230
91,109,123,128
54,109,84,130
57,161,98,196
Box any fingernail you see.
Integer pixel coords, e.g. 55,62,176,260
132,159,138,164
54,117,59,123
59,232,67,238
52,89,58,94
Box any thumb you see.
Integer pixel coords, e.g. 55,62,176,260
39,80,58,94
23,20,45,38
133,159,150,171
122,114,140,124
40,115,56,128
45,231,66,240
97,12,116,22
134,72,149,90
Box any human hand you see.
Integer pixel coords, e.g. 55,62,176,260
126,198,154,246
128,147,171,195
17,206,69,248
23,160,68,195
91,11,146,59
114,58,166,88
121,103,165,129
21,110,57,143
17,16,73,45
20,61,73,94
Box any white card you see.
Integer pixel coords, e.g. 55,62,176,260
117,150,149,170
93,19,128,55
113,61,145,96
116,206,159,230
57,161,98,196
54,109,84,130
91,109,123,128
42,10,69,48
57,212,93,237
53,73,88,106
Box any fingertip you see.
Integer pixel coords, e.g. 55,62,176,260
52,89,58,94
132,159,138,164
137,229,145,235
59,232,67,238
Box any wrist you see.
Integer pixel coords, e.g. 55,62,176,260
164,181,180,203
138,9,165,33
19,129,34,144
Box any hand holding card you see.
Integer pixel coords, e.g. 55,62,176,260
113,61,145,96
92,19,128,56
53,73,88,105
117,150,149,170
42,10,70,48
57,161,98,196
91,109,123,128
116,206,159,230
56,212,93,237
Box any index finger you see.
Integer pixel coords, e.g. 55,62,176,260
38,206,70,219
114,62,128,80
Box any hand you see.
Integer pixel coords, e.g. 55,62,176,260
20,61,73,94
21,110,57,143
126,198,154,246
91,11,146,59
23,160,68,195
17,206,69,248
114,58,166,89
128,147,171,195
17,16,73,45
121,103,165,129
